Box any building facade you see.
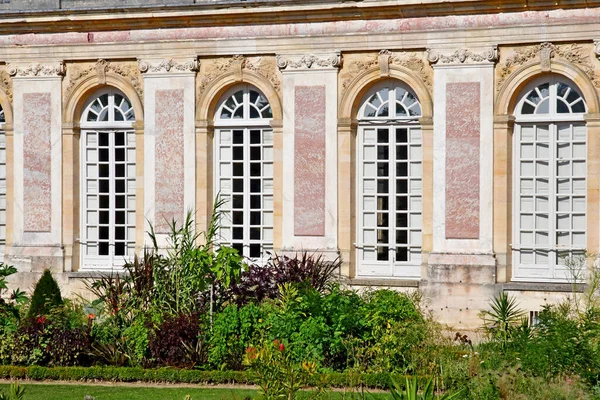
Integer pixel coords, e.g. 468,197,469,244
0,0,599,327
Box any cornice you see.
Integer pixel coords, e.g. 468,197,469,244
427,46,498,66
6,61,65,77
137,57,199,74
1,1,600,35
276,52,341,71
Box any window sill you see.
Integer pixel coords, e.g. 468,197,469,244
67,270,128,279
348,278,420,288
503,282,584,293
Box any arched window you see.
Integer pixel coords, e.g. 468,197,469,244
513,78,587,282
214,86,274,260
0,104,6,256
80,89,136,269
356,82,423,278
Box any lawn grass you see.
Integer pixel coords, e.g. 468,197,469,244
0,383,391,400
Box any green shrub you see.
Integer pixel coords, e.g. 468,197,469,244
28,270,62,318
209,304,262,370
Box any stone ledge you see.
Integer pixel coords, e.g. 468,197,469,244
67,271,128,279
503,282,584,293
347,278,419,288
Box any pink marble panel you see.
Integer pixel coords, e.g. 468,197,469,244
154,89,185,234
294,86,326,237
0,8,596,45
23,93,52,232
445,82,480,240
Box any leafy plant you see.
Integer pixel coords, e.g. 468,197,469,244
244,339,322,400
149,313,204,368
480,291,526,348
390,376,463,400
0,382,25,400
209,304,262,370
28,269,63,318
230,252,342,305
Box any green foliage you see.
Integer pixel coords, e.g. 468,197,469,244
122,319,149,367
209,304,262,370
390,376,463,400
0,382,25,400
28,270,62,318
480,291,526,349
244,339,322,400
355,290,426,373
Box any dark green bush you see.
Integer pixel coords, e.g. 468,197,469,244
28,270,62,318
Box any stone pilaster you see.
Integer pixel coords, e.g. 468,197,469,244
422,47,497,327
277,52,341,258
138,57,198,246
7,61,65,274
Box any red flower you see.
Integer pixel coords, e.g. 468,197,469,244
279,343,285,352
87,313,96,320
36,316,46,324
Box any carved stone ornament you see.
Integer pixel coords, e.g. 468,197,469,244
197,55,282,101
426,46,498,65
7,62,65,77
137,58,199,74
64,59,144,101
340,50,433,97
276,52,342,71
0,69,12,101
497,42,600,92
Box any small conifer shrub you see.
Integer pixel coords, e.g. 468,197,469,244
28,269,63,317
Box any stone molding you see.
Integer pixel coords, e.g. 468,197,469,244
340,50,433,97
64,59,144,101
276,52,342,71
6,61,65,78
497,42,600,92
137,57,199,74
426,46,498,66
197,55,281,99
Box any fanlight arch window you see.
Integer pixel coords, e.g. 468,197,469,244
513,77,587,282
80,88,136,269
356,82,423,279
517,81,587,116
360,86,422,120
216,88,272,121
214,85,274,260
0,104,6,256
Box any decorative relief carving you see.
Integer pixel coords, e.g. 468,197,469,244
64,59,144,101
0,69,12,101
497,42,600,92
197,55,281,101
426,46,498,65
340,50,433,98
7,62,65,78
137,58,199,74
276,52,342,71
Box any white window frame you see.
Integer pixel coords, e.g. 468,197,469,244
356,82,423,279
0,105,5,258
79,88,136,270
214,85,274,262
512,77,587,282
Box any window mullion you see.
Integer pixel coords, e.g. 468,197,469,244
389,126,397,268
108,131,116,269
550,123,557,277
243,127,250,259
